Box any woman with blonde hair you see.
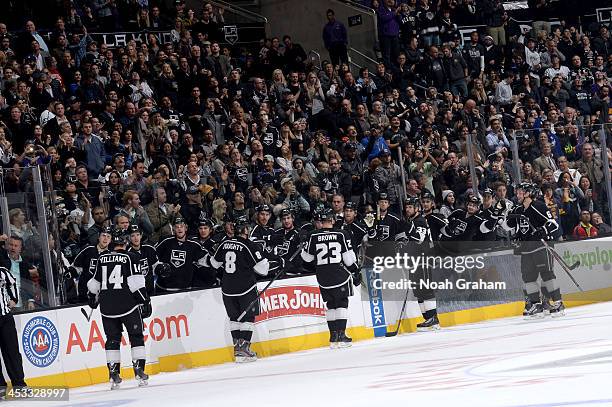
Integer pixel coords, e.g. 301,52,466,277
228,104,250,136
171,19,184,43
211,197,227,228
303,71,325,116
148,109,169,144
470,79,488,106
270,69,288,102
260,185,278,206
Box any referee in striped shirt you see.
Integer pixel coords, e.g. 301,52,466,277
0,265,27,395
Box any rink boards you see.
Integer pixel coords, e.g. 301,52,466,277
10,237,612,388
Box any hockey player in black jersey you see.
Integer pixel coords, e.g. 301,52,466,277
191,218,220,288
420,192,447,241
194,217,215,249
339,202,369,258
155,217,209,293
473,188,503,242
67,226,112,303
402,198,441,330
299,203,326,239
87,228,152,389
249,204,275,255
273,209,302,274
127,225,160,295
440,195,498,244
371,193,406,241
301,207,360,349
502,182,564,318
210,218,270,363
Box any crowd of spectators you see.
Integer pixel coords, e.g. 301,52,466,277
0,0,610,308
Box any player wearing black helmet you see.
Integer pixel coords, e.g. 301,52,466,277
210,217,270,363
87,227,150,389
440,195,498,242
68,225,113,303
301,205,360,348
300,203,327,237
127,224,161,295
502,182,563,318
154,217,209,292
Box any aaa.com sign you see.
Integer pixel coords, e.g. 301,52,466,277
256,285,326,322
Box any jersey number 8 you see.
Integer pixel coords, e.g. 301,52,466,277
101,265,123,290
225,251,237,273
315,242,342,265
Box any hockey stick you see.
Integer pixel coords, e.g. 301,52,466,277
80,306,95,322
237,268,287,322
385,284,411,337
236,243,303,322
540,239,583,291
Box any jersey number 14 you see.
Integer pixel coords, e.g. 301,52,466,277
101,265,123,290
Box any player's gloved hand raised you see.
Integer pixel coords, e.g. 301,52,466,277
447,218,467,236
352,271,362,287
88,293,98,309
492,199,506,217
140,301,152,319
63,267,77,280
364,213,375,228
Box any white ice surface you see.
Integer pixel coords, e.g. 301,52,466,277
15,302,612,407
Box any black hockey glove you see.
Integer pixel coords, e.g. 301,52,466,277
491,199,506,217
63,267,78,280
268,257,285,277
140,301,152,319
448,218,467,236
352,271,362,286
88,293,98,309
157,263,172,279
534,226,548,239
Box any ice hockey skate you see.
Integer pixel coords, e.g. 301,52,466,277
549,300,566,317
235,339,257,363
416,315,440,331
336,330,352,348
108,363,122,390
133,360,149,387
524,302,545,319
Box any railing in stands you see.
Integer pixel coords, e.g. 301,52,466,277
205,0,268,24
348,46,379,74
308,50,322,72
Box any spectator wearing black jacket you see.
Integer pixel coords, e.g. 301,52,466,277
329,157,352,203
442,45,468,98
